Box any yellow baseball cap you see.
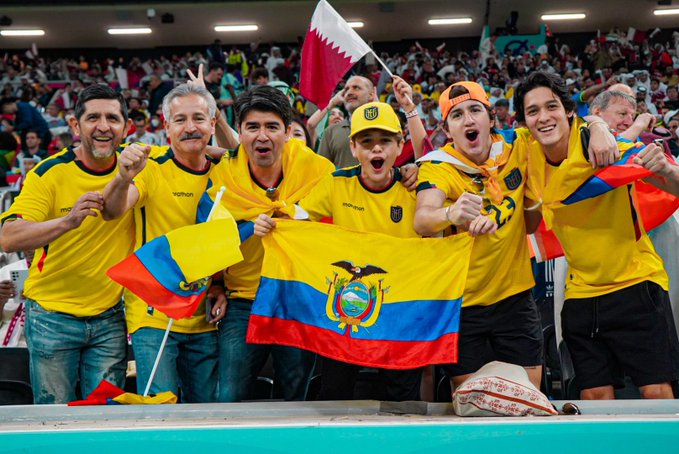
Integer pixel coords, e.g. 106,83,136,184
350,102,402,138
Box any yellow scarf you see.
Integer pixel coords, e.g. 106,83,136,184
209,138,335,221
439,134,512,204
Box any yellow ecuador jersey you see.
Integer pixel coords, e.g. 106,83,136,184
125,148,217,334
0,147,135,317
209,139,335,300
417,132,536,307
299,166,418,238
521,118,668,299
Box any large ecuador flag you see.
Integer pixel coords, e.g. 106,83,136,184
247,221,474,369
107,209,243,320
300,0,372,109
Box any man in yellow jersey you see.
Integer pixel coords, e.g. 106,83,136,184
514,71,679,399
208,85,335,402
0,85,135,404
253,102,423,401
414,81,544,391
102,84,225,402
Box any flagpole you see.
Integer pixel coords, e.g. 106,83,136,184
371,50,392,78
142,185,227,397
143,318,173,396
370,49,415,106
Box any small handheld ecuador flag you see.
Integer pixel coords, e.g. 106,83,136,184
247,221,473,369
107,200,242,320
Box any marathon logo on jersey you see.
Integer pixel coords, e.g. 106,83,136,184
173,192,194,198
364,106,379,121
390,205,403,223
60,207,72,213
504,167,522,190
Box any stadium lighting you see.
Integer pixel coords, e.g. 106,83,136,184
428,18,473,25
0,29,45,36
107,27,152,35
347,21,364,28
654,9,679,16
540,13,586,21
214,24,259,32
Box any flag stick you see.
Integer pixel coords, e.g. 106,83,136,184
206,186,227,221
142,185,227,397
371,50,392,78
143,318,173,396
370,50,413,105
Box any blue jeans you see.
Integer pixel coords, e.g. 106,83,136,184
24,298,127,404
132,328,218,403
217,298,316,402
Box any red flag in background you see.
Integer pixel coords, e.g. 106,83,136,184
300,0,372,109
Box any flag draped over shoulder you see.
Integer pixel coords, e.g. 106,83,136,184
107,207,243,320
553,135,679,228
526,122,679,262
247,221,473,369
561,140,653,205
196,139,335,242
300,0,372,109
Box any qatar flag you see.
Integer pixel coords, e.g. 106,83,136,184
300,0,372,109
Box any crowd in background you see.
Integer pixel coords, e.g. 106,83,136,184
1,26,679,188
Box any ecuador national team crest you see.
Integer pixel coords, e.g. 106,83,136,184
364,106,379,121
326,260,389,334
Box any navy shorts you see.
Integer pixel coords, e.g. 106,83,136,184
562,281,679,390
441,290,543,378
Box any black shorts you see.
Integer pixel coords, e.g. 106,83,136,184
441,290,543,378
562,281,679,390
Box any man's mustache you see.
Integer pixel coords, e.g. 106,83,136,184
180,132,203,140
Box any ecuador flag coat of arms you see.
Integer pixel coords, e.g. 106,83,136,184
247,221,473,369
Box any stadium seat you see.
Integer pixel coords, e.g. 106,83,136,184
0,348,32,405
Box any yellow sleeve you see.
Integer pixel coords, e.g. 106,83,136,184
131,162,156,208
298,172,334,221
1,170,52,223
417,161,455,198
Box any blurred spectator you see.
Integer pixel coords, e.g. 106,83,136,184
265,46,285,80
667,115,679,156
250,67,269,86
125,110,160,145
0,96,51,152
42,103,67,129
207,39,226,64
666,86,679,110
494,98,514,130
146,74,173,116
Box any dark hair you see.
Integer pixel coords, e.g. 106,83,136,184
25,129,41,139
250,67,269,82
0,131,18,151
291,115,312,148
513,71,576,123
74,84,128,122
208,61,224,72
235,85,292,128
129,109,147,122
0,97,17,110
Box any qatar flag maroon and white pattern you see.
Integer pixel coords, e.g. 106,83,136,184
300,0,372,109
